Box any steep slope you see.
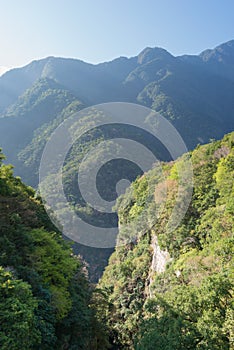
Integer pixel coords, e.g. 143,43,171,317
125,45,234,147
0,58,50,113
0,150,109,349
40,56,138,104
180,39,234,81
0,77,83,180
200,39,234,81
98,132,234,349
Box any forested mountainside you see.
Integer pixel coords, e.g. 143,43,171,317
0,151,109,349
98,132,234,349
0,40,233,281
0,129,233,349
0,39,234,181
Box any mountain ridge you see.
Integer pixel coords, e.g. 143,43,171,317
1,39,234,112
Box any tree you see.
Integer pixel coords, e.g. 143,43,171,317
0,267,40,349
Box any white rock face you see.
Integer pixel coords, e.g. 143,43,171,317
148,235,171,298
151,235,170,274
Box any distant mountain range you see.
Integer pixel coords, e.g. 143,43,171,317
0,40,234,170
0,40,233,280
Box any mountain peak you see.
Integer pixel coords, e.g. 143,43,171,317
200,39,234,64
137,47,174,64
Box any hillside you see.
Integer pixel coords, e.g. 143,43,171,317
0,131,233,349
0,77,84,181
98,132,234,349
0,150,109,349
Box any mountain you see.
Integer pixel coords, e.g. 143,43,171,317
0,40,233,162
0,77,83,183
0,58,49,113
0,40,233,281
199,39,234,80
179,40,234,78
0,40,233,183
98,132,234,349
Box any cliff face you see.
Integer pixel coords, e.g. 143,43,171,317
148,235,170,298
98,132,234,350
150,234,170,274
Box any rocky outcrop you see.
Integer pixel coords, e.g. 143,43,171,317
148,234,171,297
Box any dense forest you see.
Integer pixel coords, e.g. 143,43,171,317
98,132,234,349
0,131,233,349
0,150,109,349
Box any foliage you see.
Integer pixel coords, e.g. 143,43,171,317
0,267,40,350
99,132,234,349
0,151,109,349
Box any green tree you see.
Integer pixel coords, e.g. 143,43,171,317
0,267,40,349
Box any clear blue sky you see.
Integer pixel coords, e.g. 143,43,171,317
0,0,234,69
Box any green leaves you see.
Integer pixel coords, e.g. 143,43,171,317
0,158,110,349
136,272,233,350
0,267,40,350
98,132,234,349
29,228,77,320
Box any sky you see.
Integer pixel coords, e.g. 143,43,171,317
0,0,234,73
